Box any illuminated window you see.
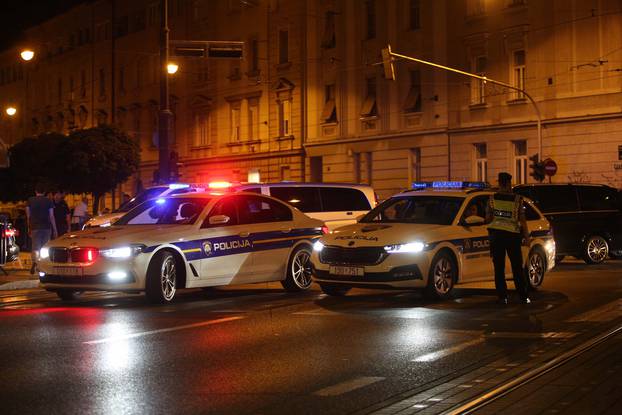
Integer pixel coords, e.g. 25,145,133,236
194,112,211,146
474,143,487,181
321,84,337,123
512,50,526,99
513,140,527,184
230,102,241,142
404,70,422,113
361,77,377,118
471,56,487,105
278,99,292,136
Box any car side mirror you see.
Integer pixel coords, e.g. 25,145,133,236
463,215,485,226
208,215,230,225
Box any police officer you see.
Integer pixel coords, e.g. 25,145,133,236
487,172,531,304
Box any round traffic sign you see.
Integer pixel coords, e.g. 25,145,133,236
543,158,557,176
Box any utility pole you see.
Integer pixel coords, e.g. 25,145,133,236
381,45,543,157
158,0,172,184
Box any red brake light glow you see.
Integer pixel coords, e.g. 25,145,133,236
2,229,16,238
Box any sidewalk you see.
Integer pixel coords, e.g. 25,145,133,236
0,252,40,290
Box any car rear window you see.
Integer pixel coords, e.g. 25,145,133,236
319,187,371,212
270,187,322,212
529,186,579,213
577,186,619,211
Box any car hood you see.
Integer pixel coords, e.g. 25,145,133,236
47,225,191,248
324,222,448,247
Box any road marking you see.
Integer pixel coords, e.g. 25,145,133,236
412,338,485,362
84,316,244,345
313,376,385,396
565,299,622,322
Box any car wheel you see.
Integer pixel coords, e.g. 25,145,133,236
282,245,313,292
56,290,80,301
583,236,609,264
425,252,456,300
320,284,351,296
527,249,546,289
146,251,177,303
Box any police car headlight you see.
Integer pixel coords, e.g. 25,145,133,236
384,241,425,254
40,247,49,259
313,241,325,252
545,240,555,255
100,245,144,259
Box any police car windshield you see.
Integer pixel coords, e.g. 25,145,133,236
360,196,463,225
115,197,211,225
116,186,169,213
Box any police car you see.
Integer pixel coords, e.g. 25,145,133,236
38,192,326,303
311,182,556,299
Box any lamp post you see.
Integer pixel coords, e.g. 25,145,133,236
381,45,543,157
158,0,172,184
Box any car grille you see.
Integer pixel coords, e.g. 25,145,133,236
320,246,387,265
49,247,95,263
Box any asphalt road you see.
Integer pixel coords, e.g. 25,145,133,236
1,259,621,415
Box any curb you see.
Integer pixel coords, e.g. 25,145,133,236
0,280,40,291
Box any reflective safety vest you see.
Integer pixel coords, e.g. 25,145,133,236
488,193,521,233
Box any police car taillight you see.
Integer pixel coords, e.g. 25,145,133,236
321,226,329,235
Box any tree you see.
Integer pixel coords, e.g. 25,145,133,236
65,125,140,215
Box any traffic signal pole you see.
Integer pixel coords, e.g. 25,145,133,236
158,0,172,183
382,46,543,158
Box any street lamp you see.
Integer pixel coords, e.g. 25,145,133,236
20,49,35,61
166,62,179,74
5,107,17,116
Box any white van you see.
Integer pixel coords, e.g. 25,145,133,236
233,182,377,231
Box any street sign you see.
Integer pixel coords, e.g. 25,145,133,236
170,40,244,59
543,158,557,176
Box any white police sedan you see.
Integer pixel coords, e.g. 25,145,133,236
311,182,556,299
39,192,326,303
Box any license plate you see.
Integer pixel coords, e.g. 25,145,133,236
329,265,364,277
54,266,83,277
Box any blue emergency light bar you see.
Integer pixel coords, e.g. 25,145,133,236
412,181,489,190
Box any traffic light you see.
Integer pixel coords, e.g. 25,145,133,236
529,153,545,182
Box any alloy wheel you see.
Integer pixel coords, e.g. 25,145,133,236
160,256,177,301
587,236,608,263
291,249,312,289
433,258,453,294
528,251,545,287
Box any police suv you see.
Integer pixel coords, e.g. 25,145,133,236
39,192,325,303
311,182,556,299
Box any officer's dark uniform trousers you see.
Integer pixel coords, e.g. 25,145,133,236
488,193,529,301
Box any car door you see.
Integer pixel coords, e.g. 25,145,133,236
530,186,580,256
236,195,295,282
199,196,254,286
458,195,493,281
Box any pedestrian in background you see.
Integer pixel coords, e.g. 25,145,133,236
53,191,71,237
72,197,89,230
26,185,58,274
486,172,531,305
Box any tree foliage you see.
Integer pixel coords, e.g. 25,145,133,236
0,125,140,209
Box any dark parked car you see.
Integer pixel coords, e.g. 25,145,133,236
514,183,622,264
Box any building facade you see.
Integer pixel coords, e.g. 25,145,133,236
0,0,621,206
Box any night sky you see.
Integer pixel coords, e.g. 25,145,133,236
1,0,89,51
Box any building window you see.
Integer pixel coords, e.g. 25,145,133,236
409,0,420,30
513,140,527,184
99,68,105,97
248,98,259,140
365,0,376,39
471,56,487,105
194,112,211,146
361,77,377,118
310,156,323,182
321,84,337,123
512,50,526,99
474,143,487,181
279,30,289,64
409,148,421,184
248,38,259,75
467,0,485,16
278,99,292,136
404,70,422,113
230,102,241,142
321,11,336,48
